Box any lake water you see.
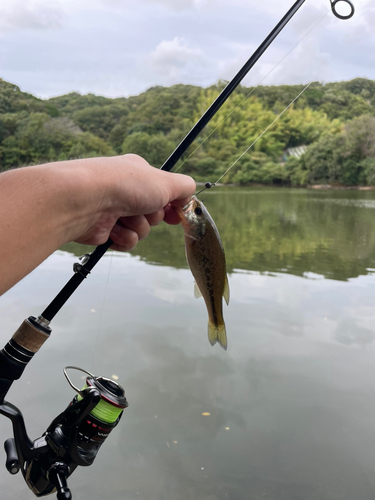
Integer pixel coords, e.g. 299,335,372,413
2,187,375,500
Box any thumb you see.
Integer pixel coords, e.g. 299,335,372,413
163,171,196,206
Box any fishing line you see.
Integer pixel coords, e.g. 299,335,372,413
173,4,331,174
198,58,335,193
90,250,114,371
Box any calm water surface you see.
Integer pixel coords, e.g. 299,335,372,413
2,187,375,499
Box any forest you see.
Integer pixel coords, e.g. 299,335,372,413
0,76,375,186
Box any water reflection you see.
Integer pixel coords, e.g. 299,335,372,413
2,187,375,499
62,187,375,281
334,318,375,347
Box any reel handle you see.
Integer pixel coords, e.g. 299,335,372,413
4,438,20,475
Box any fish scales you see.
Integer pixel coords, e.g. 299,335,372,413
177,196,229,350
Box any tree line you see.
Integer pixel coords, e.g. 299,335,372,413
0,77,374,186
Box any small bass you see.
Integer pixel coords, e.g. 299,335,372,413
178,196,229,350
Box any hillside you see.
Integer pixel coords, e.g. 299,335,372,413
1,77,375,186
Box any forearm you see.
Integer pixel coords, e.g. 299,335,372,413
0,155,195,296
0,162,97,295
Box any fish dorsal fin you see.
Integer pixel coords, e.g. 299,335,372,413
194,281,203,299
223,275,230,305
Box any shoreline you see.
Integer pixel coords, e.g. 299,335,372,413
308,184,375,191
196,182,375,191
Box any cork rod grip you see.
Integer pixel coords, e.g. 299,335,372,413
12,319,50,353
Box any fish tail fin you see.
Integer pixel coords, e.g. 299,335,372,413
208,322,227,351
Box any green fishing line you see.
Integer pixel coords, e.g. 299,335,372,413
77,384,123,424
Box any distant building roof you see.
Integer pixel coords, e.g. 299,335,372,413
285,146,308,158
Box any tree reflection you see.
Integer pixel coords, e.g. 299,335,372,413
61,187,375,282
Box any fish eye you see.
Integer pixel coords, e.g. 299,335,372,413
194,207,203,216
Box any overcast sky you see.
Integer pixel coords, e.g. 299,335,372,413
0,0,374,99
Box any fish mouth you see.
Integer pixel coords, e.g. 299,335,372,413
182,195,197,211
175,199,192,223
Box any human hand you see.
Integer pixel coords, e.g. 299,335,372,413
72,154,196,251
0,154,195,295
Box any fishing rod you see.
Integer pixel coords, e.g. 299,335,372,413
160,0,354,172
3,0,355,328
0,1,355,498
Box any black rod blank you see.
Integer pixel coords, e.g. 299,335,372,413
160,0,308,172
41,0,310,321
41,239,113,321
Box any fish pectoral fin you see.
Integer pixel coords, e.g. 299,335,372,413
208,322,227,351
223,275,230,305
194,281,203,299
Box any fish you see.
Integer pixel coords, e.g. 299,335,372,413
177,196,229,350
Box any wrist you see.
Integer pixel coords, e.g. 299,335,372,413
40,159,110,244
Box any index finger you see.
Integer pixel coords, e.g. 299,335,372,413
163,203,183,225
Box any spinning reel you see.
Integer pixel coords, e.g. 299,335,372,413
0,247,129,499
0,337,127,500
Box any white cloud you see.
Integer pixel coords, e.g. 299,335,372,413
149,37,210,84
80,0,202,12
0,0,374,98
271,42,330,85
141,0,199,10
0,0,64,32
215,42,267,86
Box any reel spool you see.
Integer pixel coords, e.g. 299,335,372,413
64,366,128,457
0,367,128,500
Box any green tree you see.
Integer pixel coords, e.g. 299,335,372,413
302,115,375,185
67,132,114,159
1,76,375,186
121,132,175,167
